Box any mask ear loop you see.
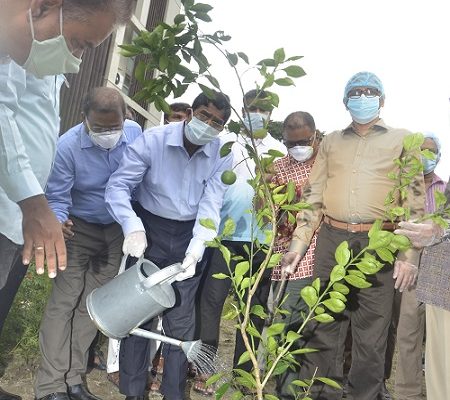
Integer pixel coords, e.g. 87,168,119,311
28,9,36,40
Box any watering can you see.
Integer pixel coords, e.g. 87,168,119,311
86,255,184,340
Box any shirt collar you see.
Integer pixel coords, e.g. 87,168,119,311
80,123,128,149
342,118,388,135
166,121,214,157
430,173,445,186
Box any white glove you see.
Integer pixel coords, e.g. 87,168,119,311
394,220,443,248
175,253,198,281
393,260,418,292
122,231,147,257
280,251,301,275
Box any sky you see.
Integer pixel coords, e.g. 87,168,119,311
174,0,450,178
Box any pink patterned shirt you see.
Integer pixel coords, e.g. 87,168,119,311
271,155,316,281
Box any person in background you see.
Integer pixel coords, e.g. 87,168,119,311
163,102,190,124
393,133,448,400
193,89,286,395
0,3,133,400
281,71,425,400
105,91,232,400
125,106,136,121
271,112,321,400
33,87,141,400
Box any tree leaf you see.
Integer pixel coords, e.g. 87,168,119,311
200,218,216,230
282,65,306,78
332,282,349,295
237,52,249,64
222,217,236,237
220,141,234,157
316,377,341,389
300,286,318,308
236,351,251,366
322,298,345,313
274,77,295,86
329,291,347,302
330,265,346,283
246,325,262,339
266,322,285,337
215,382,230,400
273,48,286,62
235,261,250,278
286,330,301,343
368,230,393,250
344,274,372,289
227,120,241,134
314,313,335,323
205,372,223,386
375,248,394,263
212,273,228,280
335,241,351,266
250,304,267,319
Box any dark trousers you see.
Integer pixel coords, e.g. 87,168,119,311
298,223,395,400
34,216,123,398
0,234,27,335
119,204,209,400
198,241,271,372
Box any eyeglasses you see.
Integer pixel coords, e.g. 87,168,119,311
347,87,381,99
283,132,316,148
195,110,225,131
86,119,123,134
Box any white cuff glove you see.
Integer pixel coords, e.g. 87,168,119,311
122,231,147,258
394,220,443,248
280,251,301,275
175,253,198,281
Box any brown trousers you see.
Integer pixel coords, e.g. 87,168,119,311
298,223,395,400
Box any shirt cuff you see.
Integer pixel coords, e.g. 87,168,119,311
1,170,43,202
396,247,421,266
186,237,206,260
122,216,145,237
288,239,310,258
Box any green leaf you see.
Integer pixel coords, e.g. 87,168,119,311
348,269,365,278
368,220,383,238
392,234,411,251
314,313,335,323
264,395,279,400
375,248,394,263
286,330,301,343
332,282,349,295
300,286,318,308
268,149,285,158
355,259,382,275
246,325,262,339
240,277,251,289
290,347,319,355
330,265,346,283
205,372,223,386
316,377,341,389
237,52,249,64
286,55,304,61
134,61,146,82
230,390,244,400
287,181,296,203
226,52,238,66
266,322,285,337
403,132,424,151
274,48,286,62
335,241,351,266
227,120,241,134
200,218,216,230
174,13,185,24
268,253,282,268
198,83,215,99
421,148,436,160
205,74,220,89
291,380,309,387
215,382,230,400
190,2,213,12
435,190,447,208
220,141,234,157
282,65,306,78
212,273,228,280
236,351,251,366
257,58,276,67
222,307,239,320
222,217,236,237
322,298,346,313
235,261,250,278
368,230,393,250
312,277,321,293
329,291,347,302
274,77,295,86
194,12,212,22
251,304,267,319
219,245,231,267
158,53,169,71
315,306,325,314
344,274,372,289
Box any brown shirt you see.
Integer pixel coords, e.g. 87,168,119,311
289,119,425,265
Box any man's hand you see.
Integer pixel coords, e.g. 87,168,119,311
394,220,443,248
175,254,198,281
19,195,67,278
280,251,301,275
393,260,418,292
62,219,75,240
122,231,147,258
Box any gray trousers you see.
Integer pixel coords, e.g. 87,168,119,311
0,233,27,335
34,216,123,398
298,223,395,400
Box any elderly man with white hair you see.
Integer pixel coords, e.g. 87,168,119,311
281,71,425,400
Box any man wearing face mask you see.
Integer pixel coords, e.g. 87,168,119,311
192,89,286,394
393,132,446,400
281,72,425,400
0,4,132,398
33,87,141,400
270,111,321,400
105,91,232,400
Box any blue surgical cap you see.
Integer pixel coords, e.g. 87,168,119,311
423,131,442,164
343,71,385,103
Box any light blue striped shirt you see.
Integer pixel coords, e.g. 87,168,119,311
45,120,142,224
105,121,233,255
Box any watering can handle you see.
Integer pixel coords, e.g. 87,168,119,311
140,262,184,289
118,254,143,275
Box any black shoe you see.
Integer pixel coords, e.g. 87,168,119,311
36,393,70,400
0,387,21,400
125,397,146,400
68,385,101,400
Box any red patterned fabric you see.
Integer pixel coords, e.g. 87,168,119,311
271,155,316,281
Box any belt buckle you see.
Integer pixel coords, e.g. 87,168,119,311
348,222,361,233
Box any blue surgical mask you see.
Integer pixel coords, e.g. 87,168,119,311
346,95,380,124
243,112,268,131
185,117,220,145
422,158,437,175
23,8,81,78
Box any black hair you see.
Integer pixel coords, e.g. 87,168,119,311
283,111,316,131
163,102,190,121
192,91,231,122
82,87,126,117
64,0,133,25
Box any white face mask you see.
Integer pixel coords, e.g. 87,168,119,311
243,112,268,131
23,8,81,78
185,117,220,145
288,146,314,162
88,128,123,150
